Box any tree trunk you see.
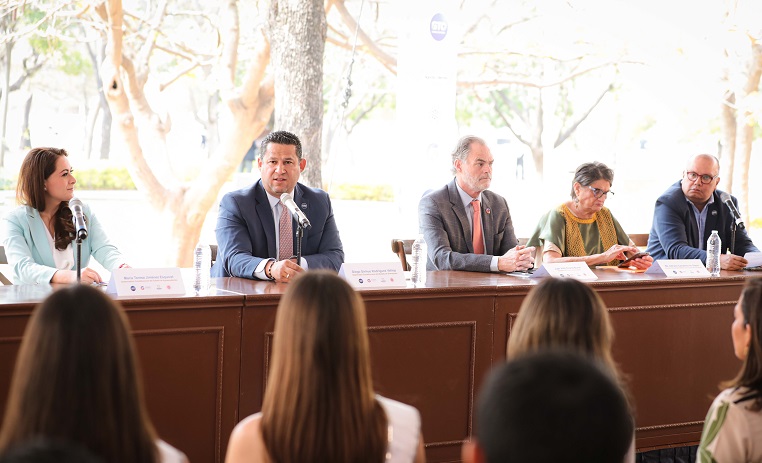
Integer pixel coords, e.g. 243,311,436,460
0,41,12,167
267,0,327,188
101,0,274,266
719,90,736,193
731,40,762,219
19,93,32,150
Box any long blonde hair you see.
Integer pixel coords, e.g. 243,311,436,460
507,278,619,378
260,271,387,463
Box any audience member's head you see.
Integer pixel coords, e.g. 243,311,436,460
0,438,103,463
261,270,387,462
727,277,762,402
0,286,160,463
507,278,617,375
463,351,634,463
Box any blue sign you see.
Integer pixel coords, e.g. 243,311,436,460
430,13,448,41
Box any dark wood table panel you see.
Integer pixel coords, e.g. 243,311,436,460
0,286,244,463
1,271,758,462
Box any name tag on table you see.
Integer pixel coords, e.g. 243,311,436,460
339,263,407,289
645,259,710,278
106,268,185,296
531,262,598,280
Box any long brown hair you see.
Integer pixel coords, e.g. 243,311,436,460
16,147,75,250
260,271,387,463
725,277,762,408
507,278,619,379
0,286,160,463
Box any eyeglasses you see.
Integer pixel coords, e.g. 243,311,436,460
587,186,613,199
685,171,718,184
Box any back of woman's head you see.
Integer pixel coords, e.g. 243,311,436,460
507,278,616,372
0,286,157,463
261,270,386,463
732,277,762,394
17,147,67,211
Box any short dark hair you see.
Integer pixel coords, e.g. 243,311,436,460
570,161,614,199
259,131,302,160
475,351,633,463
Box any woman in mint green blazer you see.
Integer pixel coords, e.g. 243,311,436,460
2,147,126,285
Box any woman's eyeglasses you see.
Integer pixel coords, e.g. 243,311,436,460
587,186,613,199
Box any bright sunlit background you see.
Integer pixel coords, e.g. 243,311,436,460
0,0,760,273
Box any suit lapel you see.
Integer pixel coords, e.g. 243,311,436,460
27,208,56,267
448,180,473,253
481,194,494,255
254,181,278,258
292,184,308,253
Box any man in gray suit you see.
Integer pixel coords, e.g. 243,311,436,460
418,136,534,272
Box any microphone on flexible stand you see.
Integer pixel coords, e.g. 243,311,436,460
68,197,88,240
720,192,745,230
280,193,311,229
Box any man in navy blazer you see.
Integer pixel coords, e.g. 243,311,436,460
647,153,758,270
211,131,343,282
418,135,534,272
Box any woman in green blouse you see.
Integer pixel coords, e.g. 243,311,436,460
528,161,652,269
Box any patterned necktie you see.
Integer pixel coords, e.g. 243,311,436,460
278,201,293,261
472,199,484,254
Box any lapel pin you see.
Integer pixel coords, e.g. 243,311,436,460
486,208,491,215
301,202,307,209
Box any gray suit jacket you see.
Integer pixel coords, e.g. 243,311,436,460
418,179,519,272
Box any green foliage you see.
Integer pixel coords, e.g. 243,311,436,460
72,167,136,190
329,183,394,202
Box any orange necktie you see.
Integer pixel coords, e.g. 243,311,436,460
472,199,484,254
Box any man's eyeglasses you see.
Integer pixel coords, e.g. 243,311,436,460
587,186,613,199
685,171,718,184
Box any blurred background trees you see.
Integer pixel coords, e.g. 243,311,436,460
0,0,760,265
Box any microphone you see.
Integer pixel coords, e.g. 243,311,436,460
68,197,88,240
280,193,311,229
720,192,745,230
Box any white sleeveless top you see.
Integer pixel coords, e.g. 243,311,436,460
377,395,422,463
157,440,189,463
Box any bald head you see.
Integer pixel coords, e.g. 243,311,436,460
681,154,720,209
685,154,719,173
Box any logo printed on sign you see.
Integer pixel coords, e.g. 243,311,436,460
430,13,448,41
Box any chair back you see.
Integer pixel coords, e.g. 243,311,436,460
391,239,414,271
629,234,649,250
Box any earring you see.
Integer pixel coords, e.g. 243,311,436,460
573,196,579,206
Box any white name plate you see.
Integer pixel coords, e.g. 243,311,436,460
106,268,186,296
531,262,598,281
339,262,407,289
645,259,711,278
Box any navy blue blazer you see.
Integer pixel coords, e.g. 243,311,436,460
646,180,758,261
211,180,344,278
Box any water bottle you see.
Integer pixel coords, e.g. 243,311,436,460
706,230,721,277
193,242,212,293
410,234,428,286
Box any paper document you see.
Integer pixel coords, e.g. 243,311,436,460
744,252,762,268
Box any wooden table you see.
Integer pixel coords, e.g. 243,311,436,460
0,270,753,462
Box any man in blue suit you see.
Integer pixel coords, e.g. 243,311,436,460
647,153,758,270
211,131,343,282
